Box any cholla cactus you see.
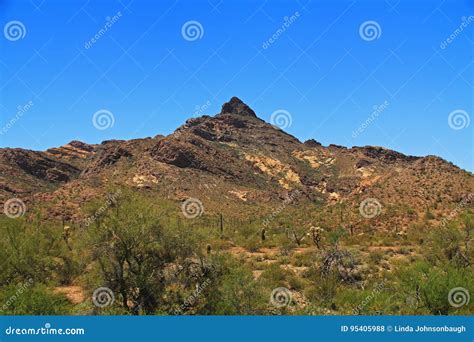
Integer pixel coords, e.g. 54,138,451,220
310,226,324,249
62,225,72,251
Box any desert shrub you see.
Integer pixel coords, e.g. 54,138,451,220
327,226,348,247
303,273,339,308
393,260,474,315
87,189,201,314
0,283,72,315
290,252,315,267
278,235,295,255
0,217,70,285
287,274,305,291
197,255,266,315
369,251,384,264
260,264,289,288
399,247,411,255
426,213,473,268
231,224,261,252
424,208,435,220
242,235,261,252
335,282,390,315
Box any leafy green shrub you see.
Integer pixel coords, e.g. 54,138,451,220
87,189,201,314
393,260,474,315
197,255,266,315
0,284,72,315
0,216,69,285
260,264,289,288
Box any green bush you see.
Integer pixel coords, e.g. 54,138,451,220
0,216,70,285
87,189,201,314
393,260,474,315
0,283,72,315
197,255,267,315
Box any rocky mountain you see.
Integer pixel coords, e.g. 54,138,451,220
1,97,472,229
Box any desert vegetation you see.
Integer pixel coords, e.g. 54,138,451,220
1,188,472,315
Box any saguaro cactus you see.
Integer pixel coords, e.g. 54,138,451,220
219,213,224,236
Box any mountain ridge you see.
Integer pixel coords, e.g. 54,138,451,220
0,97,472,230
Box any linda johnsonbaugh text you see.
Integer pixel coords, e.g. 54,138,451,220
340,325,466,334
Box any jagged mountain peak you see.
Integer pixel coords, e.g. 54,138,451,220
0,98,472,228
219,96,257,118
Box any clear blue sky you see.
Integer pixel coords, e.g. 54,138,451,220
0,0,472,171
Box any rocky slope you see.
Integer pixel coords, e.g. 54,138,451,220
0,97,472,227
